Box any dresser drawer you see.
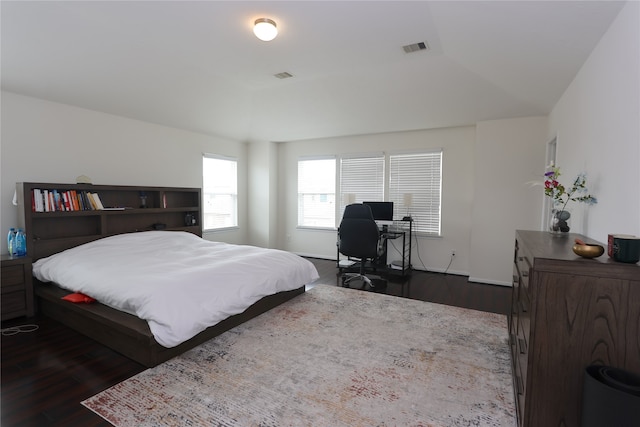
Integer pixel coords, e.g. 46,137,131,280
510,271,520,330
517,379,526,426
513,353,526,421
516,253,531,295
519,305,530,342
517,323,529,379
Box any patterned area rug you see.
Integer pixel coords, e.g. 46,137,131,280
83,285,516,426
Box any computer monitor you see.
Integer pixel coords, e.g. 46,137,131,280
363,201,394,226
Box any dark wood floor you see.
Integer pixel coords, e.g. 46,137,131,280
1,258,510,427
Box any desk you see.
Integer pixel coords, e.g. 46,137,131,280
337,219,412,276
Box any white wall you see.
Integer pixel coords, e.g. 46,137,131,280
268,141,279,248
277,118,548,285
277,126,477,276
0,91,248,249
548,1,640,242
247,140,279,248
3,1,635,282
470,117,547,285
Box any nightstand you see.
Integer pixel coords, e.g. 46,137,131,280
1,255,34,320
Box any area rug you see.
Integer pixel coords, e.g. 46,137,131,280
82,285,516,426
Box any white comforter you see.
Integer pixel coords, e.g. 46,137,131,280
32,231,319,348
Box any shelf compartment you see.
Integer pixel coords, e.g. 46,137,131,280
104,211,198,234
162,191,200,209
31,215,101,240
17,182,202,261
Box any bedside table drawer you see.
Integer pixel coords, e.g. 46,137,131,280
1,255,34,320
2,290,27,314
2,264,25,287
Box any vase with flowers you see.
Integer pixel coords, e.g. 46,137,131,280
544,163,597,235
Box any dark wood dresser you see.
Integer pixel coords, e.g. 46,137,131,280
511,230,640,427
1,255,34,320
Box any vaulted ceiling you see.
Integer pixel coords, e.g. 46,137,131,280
1,1,626,142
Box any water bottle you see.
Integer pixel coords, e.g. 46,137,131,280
7,228,16,256
14,228,26,257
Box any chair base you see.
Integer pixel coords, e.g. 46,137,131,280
341,273,387,291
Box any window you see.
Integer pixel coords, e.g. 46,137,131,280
298,157,336,228
296,150,442,234
389,150,442,235
203,155,237,230
338,155,384,221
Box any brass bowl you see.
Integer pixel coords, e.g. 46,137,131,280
573,244,604,258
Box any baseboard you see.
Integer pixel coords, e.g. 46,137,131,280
297,255,512,287
421,267,469,277
468,277,512,287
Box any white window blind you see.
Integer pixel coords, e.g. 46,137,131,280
297,157,336,228
389,151,442,235
338,155,384,223
203,155,238,230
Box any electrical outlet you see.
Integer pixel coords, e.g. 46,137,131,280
451,250,456,257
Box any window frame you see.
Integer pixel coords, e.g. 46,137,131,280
337,153,385,226
295,149,443,236
202,154,238,231
297,156,337,229
388,149,443,236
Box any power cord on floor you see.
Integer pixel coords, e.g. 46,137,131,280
410,220,427,270
1,324,39,336
443,252,455,275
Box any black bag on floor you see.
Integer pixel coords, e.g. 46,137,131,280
582,365,640,427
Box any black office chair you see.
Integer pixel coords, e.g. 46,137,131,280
338,203,385,289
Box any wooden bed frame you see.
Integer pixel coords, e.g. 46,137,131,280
35,282,304,367
17,182,306,367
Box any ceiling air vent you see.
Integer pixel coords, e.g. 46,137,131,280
402,41,429,54
274,72,294,79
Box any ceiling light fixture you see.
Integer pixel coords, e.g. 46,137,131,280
253,18,278,41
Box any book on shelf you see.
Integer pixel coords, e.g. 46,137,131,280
54,191,63,211
62,192,71,211
53,191,58,211
89,192,105,210
31,189,106,212
78,191,89,210
43,190,50,212
86,192,97,210
32,189,43,212
70,190,80,211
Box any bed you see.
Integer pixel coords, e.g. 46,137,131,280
32,231,317,367
19,182,317,367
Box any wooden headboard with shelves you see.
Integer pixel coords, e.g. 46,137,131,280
16,181,306,368
17,182,202,261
